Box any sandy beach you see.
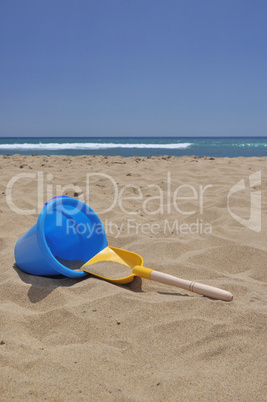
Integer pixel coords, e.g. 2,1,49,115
0,154,266,401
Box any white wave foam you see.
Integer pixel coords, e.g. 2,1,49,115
0,142,192,150
237,143,267,147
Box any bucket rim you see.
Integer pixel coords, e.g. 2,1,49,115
36,196,98,278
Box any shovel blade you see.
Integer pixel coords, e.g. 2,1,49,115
81,246,144,284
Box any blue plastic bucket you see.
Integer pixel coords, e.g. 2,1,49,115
14,196,108,278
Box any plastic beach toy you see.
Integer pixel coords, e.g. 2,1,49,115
81,246,233,301
14,196,107,278
15,196,233,301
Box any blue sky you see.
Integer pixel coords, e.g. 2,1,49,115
0,0,266,137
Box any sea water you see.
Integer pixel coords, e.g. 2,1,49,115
0,137,266,157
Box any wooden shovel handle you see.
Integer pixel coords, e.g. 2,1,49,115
150,270,233,301
132,266,233,301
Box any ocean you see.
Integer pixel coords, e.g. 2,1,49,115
0,137,267,157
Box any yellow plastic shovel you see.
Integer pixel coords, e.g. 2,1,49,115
81,246,233,301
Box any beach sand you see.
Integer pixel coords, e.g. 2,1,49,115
0,154,266,401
